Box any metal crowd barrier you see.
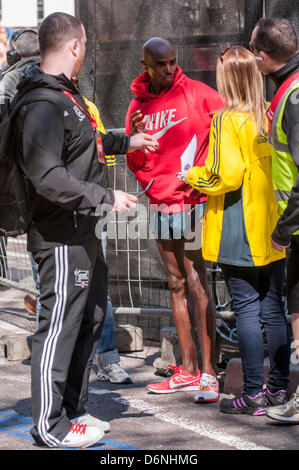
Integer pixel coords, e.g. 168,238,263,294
0,150,291,348
0,144,234,320
0,148,174,310
0,132,238,346
0,130,292,350
0,233,232,317
0,235,36,294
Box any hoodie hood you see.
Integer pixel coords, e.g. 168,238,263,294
17,64,77,96
269,52,299,90
130,65,186,100
126,67,224,212
1,56,40,76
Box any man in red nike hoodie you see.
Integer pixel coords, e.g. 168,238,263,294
126,37,223,402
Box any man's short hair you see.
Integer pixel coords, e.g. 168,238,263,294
255,18,298,63
10,29,40,58
39,12,83,55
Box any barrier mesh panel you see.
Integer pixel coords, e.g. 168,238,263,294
77,0,247,129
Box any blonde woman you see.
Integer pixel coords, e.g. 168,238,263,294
179,46,291,415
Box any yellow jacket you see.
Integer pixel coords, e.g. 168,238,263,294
84,98,116,167
187,111,285,266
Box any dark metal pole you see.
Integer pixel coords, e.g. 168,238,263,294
243,0,263,46
75,0,97,102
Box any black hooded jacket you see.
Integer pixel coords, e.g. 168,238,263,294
0,56,40,102
12,65,129,252
269,53,299,245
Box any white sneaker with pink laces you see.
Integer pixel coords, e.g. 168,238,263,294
72,413,110,432
194,372,219,403
60,422,104,448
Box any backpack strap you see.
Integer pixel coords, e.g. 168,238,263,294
1,89,71,165
10,91,64,121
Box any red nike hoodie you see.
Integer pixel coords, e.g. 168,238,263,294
126,66,223,213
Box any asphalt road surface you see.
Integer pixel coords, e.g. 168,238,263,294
0,286,298,458
0,347,298,454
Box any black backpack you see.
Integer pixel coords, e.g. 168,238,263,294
0,90,63,237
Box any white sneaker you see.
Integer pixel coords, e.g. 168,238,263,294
97,362,133,384
60,423,104,448
72,413,110,432
194,372,219,403
266,392,299,423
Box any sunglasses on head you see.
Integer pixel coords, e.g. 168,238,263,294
219,46,241,63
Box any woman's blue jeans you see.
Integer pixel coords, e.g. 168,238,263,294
95,231,119,367
220,259,291,395
29,252,40,328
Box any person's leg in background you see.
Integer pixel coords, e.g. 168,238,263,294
267,238,299,423
260,259,291,405
24,252,41,327
95,230,132,384
0,236,7,279
287,237,299,371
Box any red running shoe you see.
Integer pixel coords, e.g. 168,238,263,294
147,365,201,394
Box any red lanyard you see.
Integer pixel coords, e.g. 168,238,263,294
62,89,105,163
62,90,97,129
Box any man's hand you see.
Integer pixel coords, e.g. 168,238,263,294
271,237,290,252
128,133,159,154
112,190,138,213
130,110,148,135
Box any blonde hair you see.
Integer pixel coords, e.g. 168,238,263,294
216,46,267,135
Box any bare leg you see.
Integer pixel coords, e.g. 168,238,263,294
184,248,216,376
156,238,216,377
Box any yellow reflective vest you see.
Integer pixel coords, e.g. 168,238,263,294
187,111,285,266
267,76,299,235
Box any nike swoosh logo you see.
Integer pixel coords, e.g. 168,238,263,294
169,377,198,389
152,117,188,140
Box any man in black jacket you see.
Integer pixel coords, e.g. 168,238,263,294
250,17,299,424
12,12,158,448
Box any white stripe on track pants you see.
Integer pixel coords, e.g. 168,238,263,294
29,238,107,447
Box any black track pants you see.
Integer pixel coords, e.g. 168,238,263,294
30,238,107,447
